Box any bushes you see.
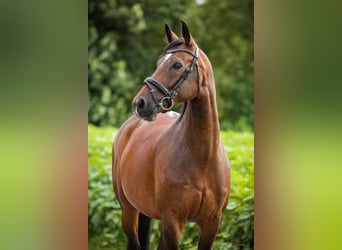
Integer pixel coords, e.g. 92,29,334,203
88,125,124,248
88,124,254,249
88,1,254,131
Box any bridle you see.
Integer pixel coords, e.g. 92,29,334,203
143,42,200,111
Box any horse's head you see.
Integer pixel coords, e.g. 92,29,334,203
132,21,201,121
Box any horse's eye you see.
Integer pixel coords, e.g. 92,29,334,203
172,62,182,70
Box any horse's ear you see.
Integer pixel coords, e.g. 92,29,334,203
165,23,178,43
181,21,193,46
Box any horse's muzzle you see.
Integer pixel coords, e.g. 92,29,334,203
132,96,157,121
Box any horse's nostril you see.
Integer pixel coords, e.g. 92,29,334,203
137,97,145,110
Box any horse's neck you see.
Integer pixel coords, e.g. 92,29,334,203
179,76,221,163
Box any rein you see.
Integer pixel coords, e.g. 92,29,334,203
143,44,200,112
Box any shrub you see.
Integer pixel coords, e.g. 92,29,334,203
88,124,254,249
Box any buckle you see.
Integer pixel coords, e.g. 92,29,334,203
159,97,174,111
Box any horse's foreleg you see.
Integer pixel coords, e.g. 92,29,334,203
197,215,221,250
122,207,140,250
159,214,185,250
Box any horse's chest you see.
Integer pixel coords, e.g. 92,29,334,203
156,165,214,215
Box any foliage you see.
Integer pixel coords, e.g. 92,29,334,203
88,0,194,127
88,125,125,248
88,124,254,249
187,0,254,130
88,0,254,130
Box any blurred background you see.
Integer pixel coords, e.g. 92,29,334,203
88,0,254,131
88,0,254,249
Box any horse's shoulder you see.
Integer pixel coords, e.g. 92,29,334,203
133,112,180,131
160,111,180,120
116,112,180,147
114,116,140,146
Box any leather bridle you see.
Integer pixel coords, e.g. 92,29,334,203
143,44,200,111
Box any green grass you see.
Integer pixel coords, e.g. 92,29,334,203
88,124,254,249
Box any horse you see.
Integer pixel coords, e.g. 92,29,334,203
112,21,230,250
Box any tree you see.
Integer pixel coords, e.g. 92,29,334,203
88,0,194,127
88,0,254,130
187,0,254,129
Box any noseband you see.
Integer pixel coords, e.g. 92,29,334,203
143,44,200,111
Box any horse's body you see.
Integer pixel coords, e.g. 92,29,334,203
112,22,230,250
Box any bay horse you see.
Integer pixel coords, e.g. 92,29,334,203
112,21,230,250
